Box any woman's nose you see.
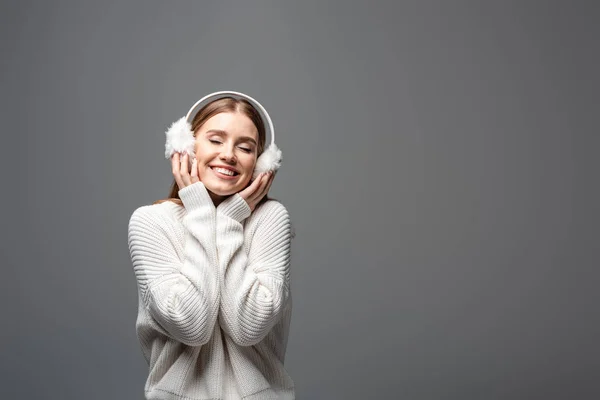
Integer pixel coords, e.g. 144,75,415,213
220,146,236,163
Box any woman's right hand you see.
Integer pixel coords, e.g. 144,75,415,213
171,152,200,190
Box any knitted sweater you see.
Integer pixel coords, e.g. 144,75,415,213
127,181,295,399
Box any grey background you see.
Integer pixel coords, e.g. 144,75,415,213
2,1,598,399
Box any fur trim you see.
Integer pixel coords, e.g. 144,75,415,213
164,117,195,159
252,143,282,179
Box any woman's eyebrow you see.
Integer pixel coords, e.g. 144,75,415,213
205,129,257,145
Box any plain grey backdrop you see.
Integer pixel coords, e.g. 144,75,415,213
2,1,598,399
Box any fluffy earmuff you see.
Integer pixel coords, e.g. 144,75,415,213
164,117,195,159
164,91,282,180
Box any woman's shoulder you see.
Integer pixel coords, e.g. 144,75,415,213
128,200,183,232
132,199,182,216
248,198,296,238
252,198,289,219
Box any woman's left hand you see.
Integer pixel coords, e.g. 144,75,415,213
239,171,276,212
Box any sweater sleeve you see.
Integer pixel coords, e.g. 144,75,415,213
215,194,292,346
127,182,220,347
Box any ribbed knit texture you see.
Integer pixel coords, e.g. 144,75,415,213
127,181,294,400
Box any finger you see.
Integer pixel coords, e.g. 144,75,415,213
261,171,274,195
184,154,196,184
190,157,198,182
241,172,266,202
180,153,190,185
266,171,275,191
251,172,267,191
255,172,273,204
171,153,184,189
259,171,271,189
251,172,271,202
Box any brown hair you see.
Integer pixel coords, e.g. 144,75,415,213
153,97,273,207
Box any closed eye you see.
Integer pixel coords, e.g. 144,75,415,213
210,139,252,153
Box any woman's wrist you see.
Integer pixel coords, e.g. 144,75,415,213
216,193,252,222
178,181,213,210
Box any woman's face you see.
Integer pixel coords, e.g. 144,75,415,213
194,111,259,199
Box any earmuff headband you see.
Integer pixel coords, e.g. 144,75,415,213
184,90,276,147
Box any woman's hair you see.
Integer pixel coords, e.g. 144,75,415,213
153,97,273,207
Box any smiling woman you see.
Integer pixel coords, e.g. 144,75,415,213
128,91,296,400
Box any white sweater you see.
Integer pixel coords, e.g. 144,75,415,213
127,181,295,399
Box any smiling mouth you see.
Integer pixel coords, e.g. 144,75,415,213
210,166,239,179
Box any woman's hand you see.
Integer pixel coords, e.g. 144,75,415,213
171,152,199,190
239,171,275,212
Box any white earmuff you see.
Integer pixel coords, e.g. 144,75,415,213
164,90,282,180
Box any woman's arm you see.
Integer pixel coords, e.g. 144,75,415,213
127,182,219,347
215,195,292,346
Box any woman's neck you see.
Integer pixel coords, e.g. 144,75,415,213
207,190,229,207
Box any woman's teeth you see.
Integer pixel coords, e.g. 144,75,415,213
212,167,237,176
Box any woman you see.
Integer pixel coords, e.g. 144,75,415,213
127,92,295,399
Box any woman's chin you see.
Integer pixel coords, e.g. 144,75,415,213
207,188,236,197
204,182,240,197
201,173,251,197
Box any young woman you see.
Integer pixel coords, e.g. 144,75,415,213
127,92,295,399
